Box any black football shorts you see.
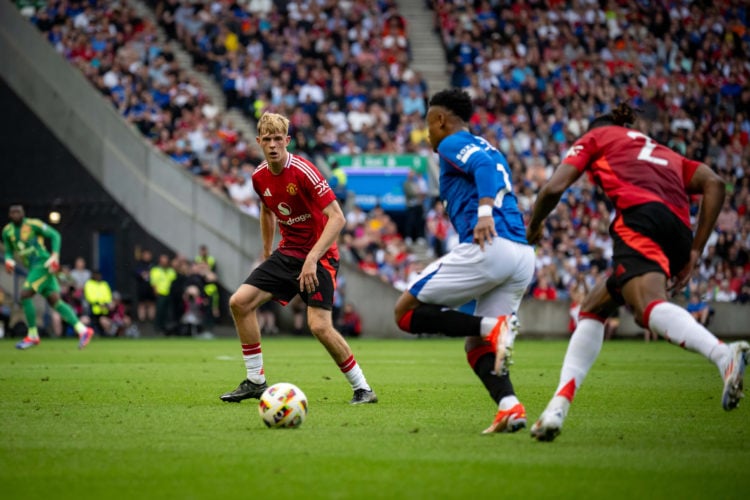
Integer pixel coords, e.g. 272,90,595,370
606,202,693,304
245,251,339,310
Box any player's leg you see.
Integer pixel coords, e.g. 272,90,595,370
307,306,377,404
623,272,748,411
220,283,273,402
16,287,41,350
531,279,618,441
45,289,95,349
466,335,526,434
472,249,534,434
306,257,376,404
394,291,482,337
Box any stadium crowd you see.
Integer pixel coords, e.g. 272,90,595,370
18,0,750,317
428,0,750,308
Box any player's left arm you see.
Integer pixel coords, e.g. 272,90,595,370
670,161,725,293
31,219,61,271
299,200,345,293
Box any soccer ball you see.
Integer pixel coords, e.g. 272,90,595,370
258,382,308,429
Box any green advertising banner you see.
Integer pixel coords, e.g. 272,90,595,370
326,154,429,211
328,154,428,174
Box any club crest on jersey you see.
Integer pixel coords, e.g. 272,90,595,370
278,203,292,216
286,183,298,195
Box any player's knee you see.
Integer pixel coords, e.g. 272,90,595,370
395,309,414,333
229,291,252,315
307,317,330,338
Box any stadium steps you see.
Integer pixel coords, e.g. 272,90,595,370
396,1,450,93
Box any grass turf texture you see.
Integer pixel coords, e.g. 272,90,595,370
1,337,747,499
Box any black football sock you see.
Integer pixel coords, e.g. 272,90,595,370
471,351,515,404
409,304,482,337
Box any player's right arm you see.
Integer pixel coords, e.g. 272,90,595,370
670,162,725,293
259,202,276,260
2,226,15,273
527,162,582,245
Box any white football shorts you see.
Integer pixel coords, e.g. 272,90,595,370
408,237,535,317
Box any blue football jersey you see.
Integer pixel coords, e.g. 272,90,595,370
435,130,527,245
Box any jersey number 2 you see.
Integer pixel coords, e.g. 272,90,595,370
626,131,668,166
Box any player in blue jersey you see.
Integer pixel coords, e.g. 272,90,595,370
394,89,535,433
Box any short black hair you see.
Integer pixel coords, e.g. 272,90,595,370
588,102,637,131
428,89,474,122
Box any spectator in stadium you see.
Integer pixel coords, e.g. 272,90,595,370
402,169,428,245
227,166,260,217
394,89,534,434
686,292,712,327
339,303,363,338
3,205,94,350
532,272,558,301
69,256,92,291
527,103,749,442
84,270,114,337
180,282,206,336
109,291,139,338
425,198,452,258
165,256,191,334
133,248,156,324
257,300,280,336
150,253,176,335
194,244,216,272
328,161,349,206
219,112,377,405
194,244,220,322
713,278,738,303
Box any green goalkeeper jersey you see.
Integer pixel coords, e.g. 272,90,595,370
2,217,61,269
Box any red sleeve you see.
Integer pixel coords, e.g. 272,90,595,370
561,132,597,173
681,158,701,188
300,163,336,211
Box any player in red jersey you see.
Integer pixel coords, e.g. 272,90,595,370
526,104,748,441
220,113,377,405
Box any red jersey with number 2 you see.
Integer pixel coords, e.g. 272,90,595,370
252,153,339,261
563,126,700,228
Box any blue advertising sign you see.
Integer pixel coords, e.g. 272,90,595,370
344,167,411,211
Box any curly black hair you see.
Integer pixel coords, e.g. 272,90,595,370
587,102,637,131
428,89,474,122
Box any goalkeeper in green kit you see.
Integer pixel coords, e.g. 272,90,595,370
2,205,94,349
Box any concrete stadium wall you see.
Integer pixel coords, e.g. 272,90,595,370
517,299,749,340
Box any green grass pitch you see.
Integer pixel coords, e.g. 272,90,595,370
1,336,747,499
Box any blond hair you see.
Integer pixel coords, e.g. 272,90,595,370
257,112,290,136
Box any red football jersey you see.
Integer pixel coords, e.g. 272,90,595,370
563,126,700,227
252,153,339,260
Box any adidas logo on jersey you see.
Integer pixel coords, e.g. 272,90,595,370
263,188,272,196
